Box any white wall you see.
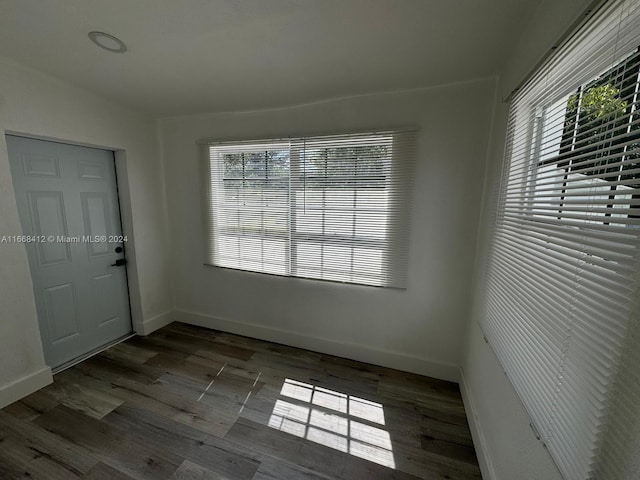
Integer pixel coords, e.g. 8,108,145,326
461,0,596,478
159,79,496,381
0,55,172,407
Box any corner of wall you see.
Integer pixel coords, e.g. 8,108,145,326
459,366,497,480
461,76,503,353
155,117,175,312
134,310,174,336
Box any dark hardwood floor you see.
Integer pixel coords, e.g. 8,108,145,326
0,322,481,479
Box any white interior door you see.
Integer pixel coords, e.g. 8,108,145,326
6,135,132,369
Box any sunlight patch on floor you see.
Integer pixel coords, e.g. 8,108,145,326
268,379,395,468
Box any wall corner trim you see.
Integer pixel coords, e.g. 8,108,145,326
174,308,460,382
135,310,174,336
0,366,53,409
459,367,498,480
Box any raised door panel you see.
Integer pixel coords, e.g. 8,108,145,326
43,282,79,344
81,192,111,257
27,191,71,266
78,161,108,181
91,273,122,327
22,153,60,178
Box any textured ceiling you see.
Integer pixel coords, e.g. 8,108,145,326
0,0,537,116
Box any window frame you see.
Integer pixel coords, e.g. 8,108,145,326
203,130,416,288
527,47,640,227
481,2,640,478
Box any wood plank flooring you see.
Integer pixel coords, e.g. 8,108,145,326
0,322,481,479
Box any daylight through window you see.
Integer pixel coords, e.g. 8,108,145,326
482,1,640,478
203,131,416,288
533,47,640,227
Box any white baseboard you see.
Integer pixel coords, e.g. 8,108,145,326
135,310,174,336
459,368,497,480
0,366,53,409
174,309,460,382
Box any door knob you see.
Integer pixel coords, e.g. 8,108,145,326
110,258,127,267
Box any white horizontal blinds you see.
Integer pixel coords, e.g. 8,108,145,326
483,0,640,479
386,131,417,287
207,140,291,275
593,295,640,480
290,131,415,287
204,130,416,288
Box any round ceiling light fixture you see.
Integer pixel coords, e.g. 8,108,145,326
88,31,127,53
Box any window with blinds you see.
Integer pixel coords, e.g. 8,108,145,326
482,0,640,479
203,130,416,288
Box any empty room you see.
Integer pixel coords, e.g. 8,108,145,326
0,0,638,479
